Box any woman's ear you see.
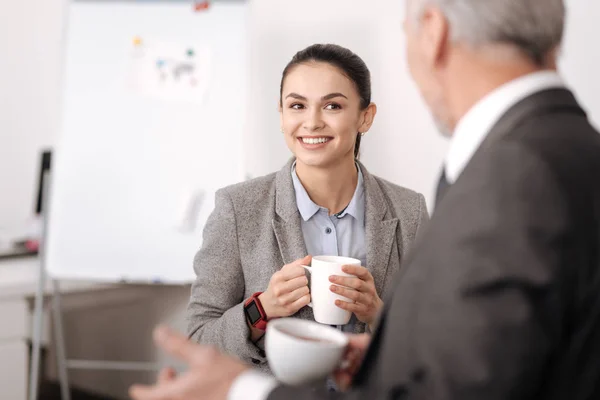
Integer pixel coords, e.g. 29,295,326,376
359,103,377,134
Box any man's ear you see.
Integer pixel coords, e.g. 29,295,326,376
420,5,450,68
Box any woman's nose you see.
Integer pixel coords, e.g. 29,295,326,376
303,109,325,132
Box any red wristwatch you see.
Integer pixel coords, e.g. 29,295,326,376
244,292,268,331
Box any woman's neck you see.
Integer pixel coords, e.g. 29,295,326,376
295,157,358,216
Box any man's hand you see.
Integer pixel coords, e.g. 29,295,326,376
334,333,371,391
129,326,249,400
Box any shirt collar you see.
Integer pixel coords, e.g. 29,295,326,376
445,71,564,184
291,162,365,224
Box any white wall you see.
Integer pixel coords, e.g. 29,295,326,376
559,0,600,130
0,0,67,233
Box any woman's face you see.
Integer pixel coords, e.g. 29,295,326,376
279,62,375,169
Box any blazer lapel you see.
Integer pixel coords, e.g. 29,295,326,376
272,159,308,265
360,162,399,295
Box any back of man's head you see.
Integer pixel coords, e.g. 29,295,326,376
404,0,566,135
407,0,565,65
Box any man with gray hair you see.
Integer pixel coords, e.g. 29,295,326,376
129,1,600,399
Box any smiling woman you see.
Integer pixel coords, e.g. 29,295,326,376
186,43,429,378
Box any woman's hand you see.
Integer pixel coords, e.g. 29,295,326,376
329,264,383,328
258,255,311,319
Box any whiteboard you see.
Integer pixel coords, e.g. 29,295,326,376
46,0,247,283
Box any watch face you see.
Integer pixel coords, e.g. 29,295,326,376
246,301,262,324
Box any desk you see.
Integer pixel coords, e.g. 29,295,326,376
0,257,116,399
0,257,191,400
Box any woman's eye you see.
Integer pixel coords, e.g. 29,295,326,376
290,103,304,110
325,103,342,110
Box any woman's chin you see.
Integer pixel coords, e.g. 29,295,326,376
294,153,334,169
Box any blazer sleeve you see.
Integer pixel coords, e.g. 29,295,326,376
186,188,266,364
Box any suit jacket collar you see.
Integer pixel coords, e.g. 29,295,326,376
436,88,586,213
445,71,564,184
479,88,586,154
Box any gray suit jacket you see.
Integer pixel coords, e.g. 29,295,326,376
187,159,428,373
269,89,600,399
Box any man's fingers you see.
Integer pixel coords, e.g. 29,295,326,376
333,370,352,391
157,367,176,384
129,383,172,400
347,333,371,351
153,326,206,364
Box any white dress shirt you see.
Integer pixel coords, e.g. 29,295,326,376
445,71,564,184
228,70,565,400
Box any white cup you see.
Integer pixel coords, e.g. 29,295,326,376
302,255,361,325
265,318,349,385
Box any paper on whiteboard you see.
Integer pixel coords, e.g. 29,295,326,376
126,39,211,104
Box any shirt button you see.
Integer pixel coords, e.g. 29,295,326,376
325,227,332,234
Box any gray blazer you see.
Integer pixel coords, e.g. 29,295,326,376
187,159,428,373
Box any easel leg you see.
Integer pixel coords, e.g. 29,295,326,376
29,169,62,400
51,280,71,400
28,260,46,400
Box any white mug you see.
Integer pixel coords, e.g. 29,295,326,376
302,255,361,325
265,318,349,385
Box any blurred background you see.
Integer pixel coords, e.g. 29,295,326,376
0,0,597,399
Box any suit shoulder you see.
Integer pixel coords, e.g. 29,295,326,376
503,112,600,185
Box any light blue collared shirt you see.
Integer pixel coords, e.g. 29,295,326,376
291,163,366,267
291,163,366,391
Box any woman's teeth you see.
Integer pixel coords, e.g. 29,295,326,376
301,137,330,144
